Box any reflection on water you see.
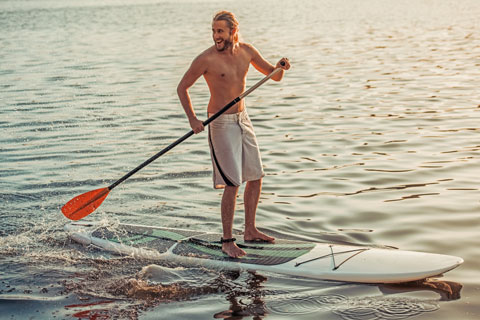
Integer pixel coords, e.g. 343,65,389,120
269,294,438,318
213,273,269,319
268,279,462,320
56,254,463,320
384,279,463,302
65,301,114,320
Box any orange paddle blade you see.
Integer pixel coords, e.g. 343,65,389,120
61,187,110,220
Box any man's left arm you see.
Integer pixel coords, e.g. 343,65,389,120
248,44,290,81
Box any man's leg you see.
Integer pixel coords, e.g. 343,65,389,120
221,185,246,258
244,178,275,242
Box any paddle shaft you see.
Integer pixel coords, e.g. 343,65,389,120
108,67,283,190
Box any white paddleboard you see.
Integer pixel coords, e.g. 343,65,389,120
64,222,463,284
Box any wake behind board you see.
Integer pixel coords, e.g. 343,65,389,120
64,222,463,284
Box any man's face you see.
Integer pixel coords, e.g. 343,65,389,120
212,20,234,52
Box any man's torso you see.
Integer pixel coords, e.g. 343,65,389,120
203,43,252,114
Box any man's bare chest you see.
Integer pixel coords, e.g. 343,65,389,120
209,64,247,80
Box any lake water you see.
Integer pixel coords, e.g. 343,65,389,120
1,0,479,319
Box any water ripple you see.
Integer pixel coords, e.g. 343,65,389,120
268,294,439,320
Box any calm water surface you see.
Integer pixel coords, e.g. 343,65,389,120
1,0,479,319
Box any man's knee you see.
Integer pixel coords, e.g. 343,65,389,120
224,185,239,195
247,178,262,186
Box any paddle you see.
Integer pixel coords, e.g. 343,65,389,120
62,65,285,220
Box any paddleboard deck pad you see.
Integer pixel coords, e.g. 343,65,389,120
65,222,463,284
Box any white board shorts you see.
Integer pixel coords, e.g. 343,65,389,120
208,109,265,189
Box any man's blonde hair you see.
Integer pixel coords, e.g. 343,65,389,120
213,10,239,44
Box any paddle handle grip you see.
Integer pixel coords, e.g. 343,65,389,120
108,65,284,190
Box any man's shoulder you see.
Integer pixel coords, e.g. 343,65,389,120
238,42,255,51
196,46,215,59
238,42,260,57
190,46,216,67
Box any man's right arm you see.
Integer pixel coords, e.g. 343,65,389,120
177,55,207,134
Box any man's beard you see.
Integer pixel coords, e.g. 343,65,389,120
215,38,233,52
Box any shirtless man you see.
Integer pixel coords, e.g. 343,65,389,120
177,11,290,258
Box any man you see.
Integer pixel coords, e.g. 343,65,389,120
177,11,290,258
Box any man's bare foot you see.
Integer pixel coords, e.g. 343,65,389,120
222,242,246,258
244,229,275,243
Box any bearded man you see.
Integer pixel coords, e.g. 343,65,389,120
177,11,290,258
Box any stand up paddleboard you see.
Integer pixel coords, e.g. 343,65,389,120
64,222,463,284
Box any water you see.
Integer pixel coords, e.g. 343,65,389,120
1,0,479,318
